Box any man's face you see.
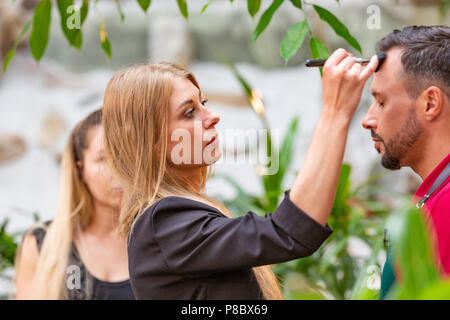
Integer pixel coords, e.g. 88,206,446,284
362,47,423,170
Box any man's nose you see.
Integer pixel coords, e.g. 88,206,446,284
362,106,377,130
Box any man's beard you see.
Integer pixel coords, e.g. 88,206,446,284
371,108,423,170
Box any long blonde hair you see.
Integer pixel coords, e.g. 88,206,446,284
102,62,283,300
13,110,102,299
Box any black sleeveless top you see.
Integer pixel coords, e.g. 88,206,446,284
30,220,135,300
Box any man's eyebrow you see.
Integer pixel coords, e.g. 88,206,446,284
177,91,203,110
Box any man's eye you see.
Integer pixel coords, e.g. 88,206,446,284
378,102,384,108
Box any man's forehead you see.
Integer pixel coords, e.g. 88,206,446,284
371,47,404,96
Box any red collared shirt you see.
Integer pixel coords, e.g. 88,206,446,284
414,153,450,275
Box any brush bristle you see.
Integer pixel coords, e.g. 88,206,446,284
375,52,387,72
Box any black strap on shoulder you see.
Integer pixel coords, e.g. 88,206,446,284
416,162,450,209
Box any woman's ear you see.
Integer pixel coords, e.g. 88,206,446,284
76,161,83,178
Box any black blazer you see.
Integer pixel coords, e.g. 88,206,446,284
128,190,332,299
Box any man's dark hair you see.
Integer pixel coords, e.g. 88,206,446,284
376,25,450,99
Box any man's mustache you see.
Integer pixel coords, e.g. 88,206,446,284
371,130,384,143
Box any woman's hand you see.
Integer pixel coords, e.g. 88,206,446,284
288,48,379,226
321,48,379,121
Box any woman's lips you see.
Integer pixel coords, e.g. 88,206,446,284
207,135,218,145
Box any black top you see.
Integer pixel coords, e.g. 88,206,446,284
128,189,333,299
30,221,135,300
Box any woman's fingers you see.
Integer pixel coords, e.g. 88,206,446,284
339,55,355,71
360,54,379,81
349,61,362,76
324,48,349,68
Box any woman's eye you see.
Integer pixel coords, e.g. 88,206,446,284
185,107,195,118
201,99,208,106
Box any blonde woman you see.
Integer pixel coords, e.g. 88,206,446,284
102,49,379,299
14,109,135,300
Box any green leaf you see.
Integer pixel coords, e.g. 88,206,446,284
261,117,299,213
115,0,126,21
250,0,284,44
80,0,89,25
176,0,189,19
247,0,262,18
100,22,112,59
280,20,309,64
226,62,253,99
418,281,450,299
30,0,52,61
277,117,299,186
332,163,352,216
310,36,330,76
201,0,215,13
313,5,362,53
3,20,31,72
310,36,330,60
440,0,450,18
289,0,302,9
101,37,112,59
137,0,151,12
387,204,440,299
57,0,82,49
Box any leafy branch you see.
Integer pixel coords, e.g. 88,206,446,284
3,0,361,72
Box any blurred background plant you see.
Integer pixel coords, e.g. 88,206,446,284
0,210,40,299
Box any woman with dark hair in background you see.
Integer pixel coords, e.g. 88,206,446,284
14,109,135,300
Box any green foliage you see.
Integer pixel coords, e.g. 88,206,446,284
310,36,330,75
57,0,83,49
312,5,361,54
250,0,285,44
100,21,112,59
176,0,189,19
29,0,52,61
3,20,31,72
0,219,18,273
2,0,446,71
385,204,450,300
247,0,262,18
280,20,309,64
137,0,151,12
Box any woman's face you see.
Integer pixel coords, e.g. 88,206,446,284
166,77,222,169
79,125,123,209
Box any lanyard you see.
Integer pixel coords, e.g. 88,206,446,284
416,162,450,209
384,161,450,249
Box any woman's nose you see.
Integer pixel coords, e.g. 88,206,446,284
204,110,220,128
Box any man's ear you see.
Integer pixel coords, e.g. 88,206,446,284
421,86,443,122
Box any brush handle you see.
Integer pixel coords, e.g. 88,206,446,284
305,53,386,72
305,59,327,67
305,58,370,67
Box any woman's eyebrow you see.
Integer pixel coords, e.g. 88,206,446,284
177,92,203,110
177,99,193,110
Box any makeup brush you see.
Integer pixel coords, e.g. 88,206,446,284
305,52,387,72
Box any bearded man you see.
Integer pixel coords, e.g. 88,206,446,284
361,25,450,299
